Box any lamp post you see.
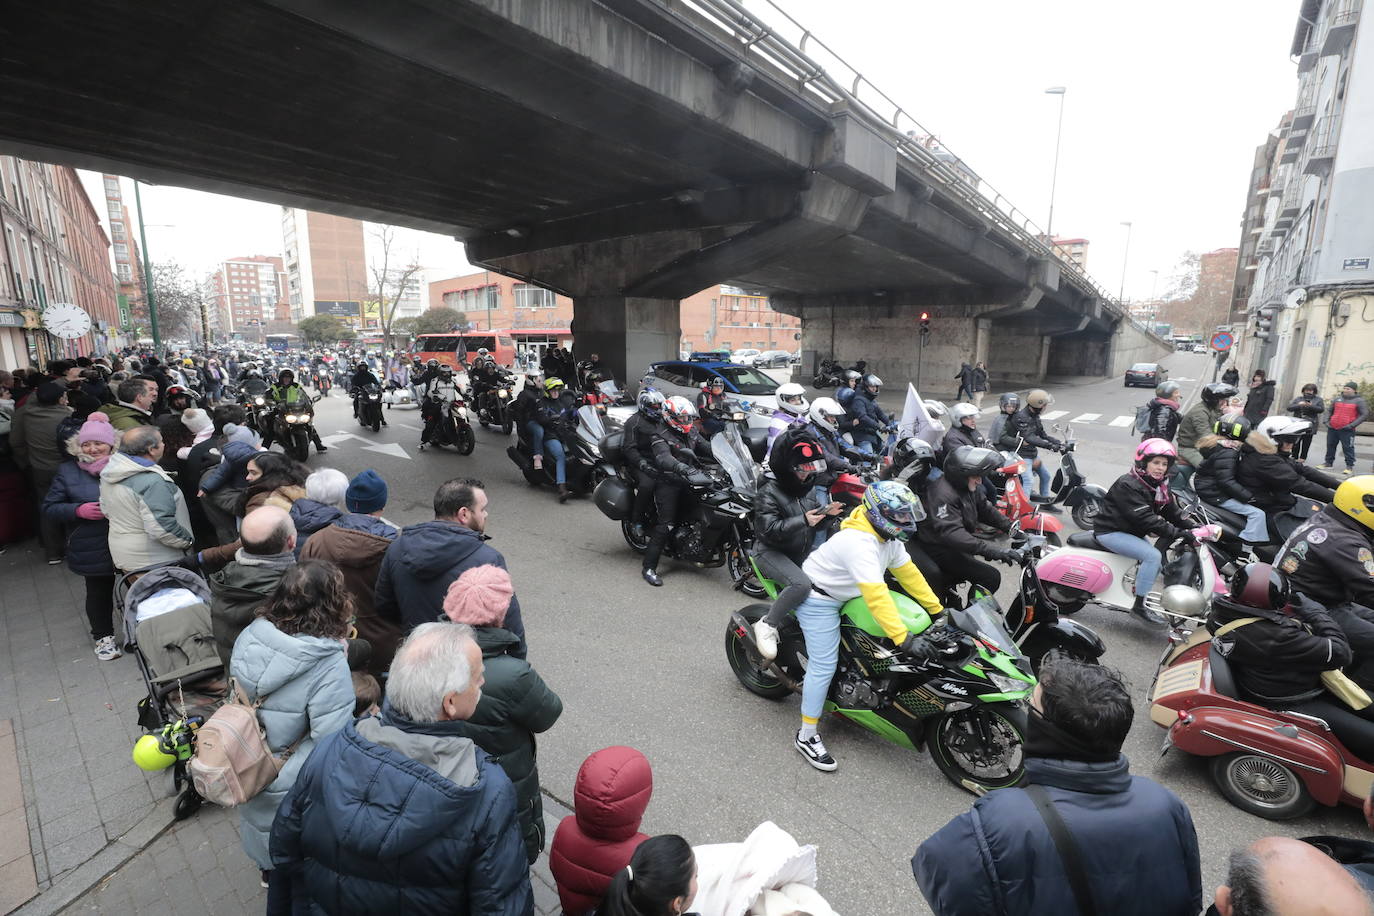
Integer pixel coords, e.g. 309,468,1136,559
132,181,161,353
1118,221,1133,304
1045,87,1067,240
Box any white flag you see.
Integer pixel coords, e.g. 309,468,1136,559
898,382,946,447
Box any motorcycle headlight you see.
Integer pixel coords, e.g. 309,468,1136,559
284,414,297,423
987,672,1029,695
498,390,508,399
369,394,380,400
254,397,265,405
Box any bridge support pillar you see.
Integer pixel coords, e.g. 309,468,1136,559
571,295,680,387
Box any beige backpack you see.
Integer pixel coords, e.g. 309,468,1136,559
189,679,306,807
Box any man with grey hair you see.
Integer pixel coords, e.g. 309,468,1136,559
208,505,297,667
1208,836,1374,915
99,426,193,572
289,468,347,557
270,622,533,915
105,377,157,431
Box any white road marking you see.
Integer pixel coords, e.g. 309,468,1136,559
1109,415,1135,427
360,442,412,460
392,421,421,430
1042,410,1069,420
1071,413,1101,423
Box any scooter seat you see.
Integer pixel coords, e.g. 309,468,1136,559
1198,500,1250,533
1066,531,1102,550
1208,645,1240,700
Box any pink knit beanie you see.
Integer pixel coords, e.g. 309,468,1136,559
442,564,514,627
78,411,117,447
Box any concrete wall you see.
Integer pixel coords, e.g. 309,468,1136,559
1046,336,1109,377
798,305,986,396
989,323,1050,385
1103,320,1174,376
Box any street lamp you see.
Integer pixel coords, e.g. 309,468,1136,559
132,181,161,353
1045,87,1067,240
1118,221,1133,304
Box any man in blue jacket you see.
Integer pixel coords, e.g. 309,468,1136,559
848,374,893,454
374,476,526,656
270,622,534,916
912,655,1202,916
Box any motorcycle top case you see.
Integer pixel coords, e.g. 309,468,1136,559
599,431,624,465
593,476,632,520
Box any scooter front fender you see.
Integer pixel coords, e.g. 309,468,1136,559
1168,706,1347,806
1019,511,1064,534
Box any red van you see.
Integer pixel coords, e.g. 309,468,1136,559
413,331,517,369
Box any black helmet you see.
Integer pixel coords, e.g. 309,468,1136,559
998,392,1020,411
1201,382,1238,408
943,445,1002,485
770,428,828,495
1229,562,1290,611
278,369,294,382
890,437,937,487
1213,414,1251,441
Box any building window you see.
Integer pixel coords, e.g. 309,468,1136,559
443,285,500,311
113,243,128,259
513,283,556,308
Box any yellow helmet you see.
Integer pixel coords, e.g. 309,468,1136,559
132,734,177,771
1334,475,1374,532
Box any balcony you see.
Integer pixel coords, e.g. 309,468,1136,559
1278,182,1302,218
1303,116,1341,175
1280,131,1307,163
1292,100,1318,131
1257,237,1276,255
1322,3,1361,56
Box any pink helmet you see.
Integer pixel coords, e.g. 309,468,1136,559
1135,437,1177,470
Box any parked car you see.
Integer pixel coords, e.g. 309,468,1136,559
641,359,779,429
1124,362,1168,387
1192,343,1207,353
730,348,762,365
754,349,792,368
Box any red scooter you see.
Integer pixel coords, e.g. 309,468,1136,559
1149,597,1374,820
994,452,1065,546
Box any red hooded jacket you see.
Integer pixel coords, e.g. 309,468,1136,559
549,746,653,916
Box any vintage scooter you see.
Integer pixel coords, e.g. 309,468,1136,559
994,452,1065,546
1034,426,1107,531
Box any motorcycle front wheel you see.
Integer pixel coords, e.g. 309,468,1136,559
925,705,1026,794
621,518,650,553
288,429,310,463
1071,496,1103,531
455,424,475,455
728,544,767,599
725,604,792,700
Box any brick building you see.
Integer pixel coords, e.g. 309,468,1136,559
98,174,146,334
1050,237,1089,271
204,255,288,340
281,208,368,323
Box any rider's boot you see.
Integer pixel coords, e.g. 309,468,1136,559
557,483,570,504
1130,594,1166,626
641,567,663,587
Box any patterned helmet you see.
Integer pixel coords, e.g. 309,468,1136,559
861,480,926,541
544,377,565,393
1213,413,1251,441
663,396,698,434
891,437,937,487
637,386,665,419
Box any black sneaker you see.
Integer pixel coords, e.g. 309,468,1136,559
316,445,329,453
795,730,838,771
642,568,663,587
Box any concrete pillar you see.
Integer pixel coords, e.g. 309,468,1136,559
572,295,680,386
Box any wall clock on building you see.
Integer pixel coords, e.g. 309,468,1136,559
41,302,92,339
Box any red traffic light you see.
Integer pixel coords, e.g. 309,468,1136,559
919,311,930,321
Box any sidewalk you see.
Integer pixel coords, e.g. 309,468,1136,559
0,540,567,916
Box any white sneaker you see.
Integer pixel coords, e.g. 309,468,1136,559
93,636,122,661
753,620,780,661
795,730,837,771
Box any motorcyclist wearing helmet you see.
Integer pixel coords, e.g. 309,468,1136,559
805,397,866,479
884,437,937,491
999,388,1064,502
415,357,443,391
1194,415,1267,543
917,446,1015,602
1237,416,1338,514
265,369,327,453
530,377,579,502
849,374,894,455
789,480,947,770
751,429,844,661
940,403,989,461
987,392,1019,448
1143,380,1183,442
768,383,810,453
642,396,716,586
1208,563,1374,760
834,369,862,410
1094,439,1198,623
1276,476,1374,690
1176,382,1238,483
469,347,503,402
418,364,462,450
620,388,666,540
696,376,729,438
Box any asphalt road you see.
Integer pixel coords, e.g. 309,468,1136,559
291,354,1368,915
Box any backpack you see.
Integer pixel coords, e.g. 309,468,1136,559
1134,402,1153,435
189,678,305,807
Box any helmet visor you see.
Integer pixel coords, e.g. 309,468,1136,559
781,393,806,406
795,458,828,475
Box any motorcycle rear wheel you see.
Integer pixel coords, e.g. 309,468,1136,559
1210,752,1314,820
1071,497,1102,531
725,604,792,700
925,706,1026,794
501,416,513,435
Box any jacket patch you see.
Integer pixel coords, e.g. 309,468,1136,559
1306,528,1328,545
1280,555,1301,574
1360,547,1374,577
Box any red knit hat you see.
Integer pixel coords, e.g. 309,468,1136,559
442,564,513,627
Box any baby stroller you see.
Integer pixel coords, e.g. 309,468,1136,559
119,562,227,819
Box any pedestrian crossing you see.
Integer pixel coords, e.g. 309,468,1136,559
1070,413,1100,423
1108,415,1136,428
975,402,1139,431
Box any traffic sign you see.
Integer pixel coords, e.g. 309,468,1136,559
1210,330,1234,352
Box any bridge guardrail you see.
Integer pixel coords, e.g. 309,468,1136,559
663,0,1166,344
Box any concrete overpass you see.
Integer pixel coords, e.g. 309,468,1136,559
0,0,1168,385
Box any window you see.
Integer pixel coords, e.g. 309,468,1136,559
443,285,498,311
113,243,128,259
513,283,556,308
103,177,120,196
110,221,125,240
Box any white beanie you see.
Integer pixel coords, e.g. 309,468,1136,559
180,407,214,436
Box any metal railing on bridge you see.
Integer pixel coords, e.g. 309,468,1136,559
661,0,1165,343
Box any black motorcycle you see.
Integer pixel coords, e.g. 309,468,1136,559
1039,428,1106,530
508,403,614,494
421,394,476,454
813,358,847,389
1000,530,1106,672
353,384,385,432
273,395,321,463
474,370,516,435
1179,493,1323,567
237,381,271,435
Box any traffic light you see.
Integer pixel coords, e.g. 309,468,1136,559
919,311,932,337
1254,307,1275,342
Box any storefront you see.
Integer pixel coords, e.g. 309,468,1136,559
509,328,572,368
0,309,42,371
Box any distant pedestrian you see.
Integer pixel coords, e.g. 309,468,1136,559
1287,383,1325,462
1221,364,1240,387
955,362,975,402
1321,381,1369,475
268,622,535,916
970,362,988,407
1142,380,1183,442
1243,369,1276,425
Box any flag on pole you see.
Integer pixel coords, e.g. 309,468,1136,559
898,382,946,448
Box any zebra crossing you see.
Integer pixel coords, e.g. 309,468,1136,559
976,403,1140,430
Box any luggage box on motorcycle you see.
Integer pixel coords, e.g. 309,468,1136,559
593,477,632,520
599,431,624,465
744,427,768,462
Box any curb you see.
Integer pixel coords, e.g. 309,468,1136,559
13,799,175,916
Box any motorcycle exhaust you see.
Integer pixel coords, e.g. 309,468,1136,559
729,611,801,693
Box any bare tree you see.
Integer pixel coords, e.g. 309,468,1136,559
368,225,424,350
144,261,202,343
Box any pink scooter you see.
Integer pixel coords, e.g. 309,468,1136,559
1035,524,1225,622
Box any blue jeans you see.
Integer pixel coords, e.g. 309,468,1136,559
1020,459,1051,497
527,421,567,484
853,434,879,455
1094,531,1160,598
811,485,831,549
1327,426,1357,468
1220,498,1269,542
795,593,842,720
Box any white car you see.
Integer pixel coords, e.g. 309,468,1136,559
731,348,762,365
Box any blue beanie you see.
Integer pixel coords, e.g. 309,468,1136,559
346,469,388,514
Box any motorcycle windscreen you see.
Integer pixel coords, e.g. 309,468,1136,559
576,404,606,447
712,424,759,492
597,379,623,401
950,599,1023,661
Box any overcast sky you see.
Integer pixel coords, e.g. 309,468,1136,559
79,0,1300,302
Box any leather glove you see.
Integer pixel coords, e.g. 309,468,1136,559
899,634,935,663
988,547,1021,565
637,460,655,476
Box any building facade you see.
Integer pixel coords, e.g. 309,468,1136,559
1232,0,1374,404
1051,238,1090,271
281,208,368,323
99,174,146,335
204,255,287,339
0,159,120,369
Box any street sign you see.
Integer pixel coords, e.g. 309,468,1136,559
1210,330,1234,352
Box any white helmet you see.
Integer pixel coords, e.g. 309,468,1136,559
776,382,809,416
808,396,845,433
924,399,949,421
1256,416,1312,444
950,403,980,425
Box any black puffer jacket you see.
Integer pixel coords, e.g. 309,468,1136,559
619,413,659,476
1193,436,1251,504
918,474,1009,558
1143,398,1182,441
650,425,714,481
1000,407,1061,458
1208,593,1350,703
1094,471,1191,541
1276,504,1374,610
1243,379,1276,425
1237,431,1337,511
940,424,989,463
753,432,823,562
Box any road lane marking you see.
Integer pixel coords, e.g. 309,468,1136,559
361,442,412,460
1042,410,1069,420
1071,413,1101,423
1109,415,1135,427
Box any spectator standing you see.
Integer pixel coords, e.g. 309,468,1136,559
104,377,157,431
196,422,261,544
289,468,347,557
441,565,563,863
375,477,526,655
99,426,193,572
954,362,974,402
301,470,402,676
205,358,226,403
199,452,307,573
11,381,71,564
1321,381,1369,475
230,560,354,893
1287,382,1325,463
1243,369,1277,425
1222,364,1241,387
912,655,1201,916
596,835,698,916
550,746,654,916
42,411,121,659
970,361,989,408
269,622,535,916
208,506,299,667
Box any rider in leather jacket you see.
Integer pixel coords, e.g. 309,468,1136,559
263,369,327,453
641,396,715,587
918,446,1014,602
620,389,665,540
1237,417,1338,513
